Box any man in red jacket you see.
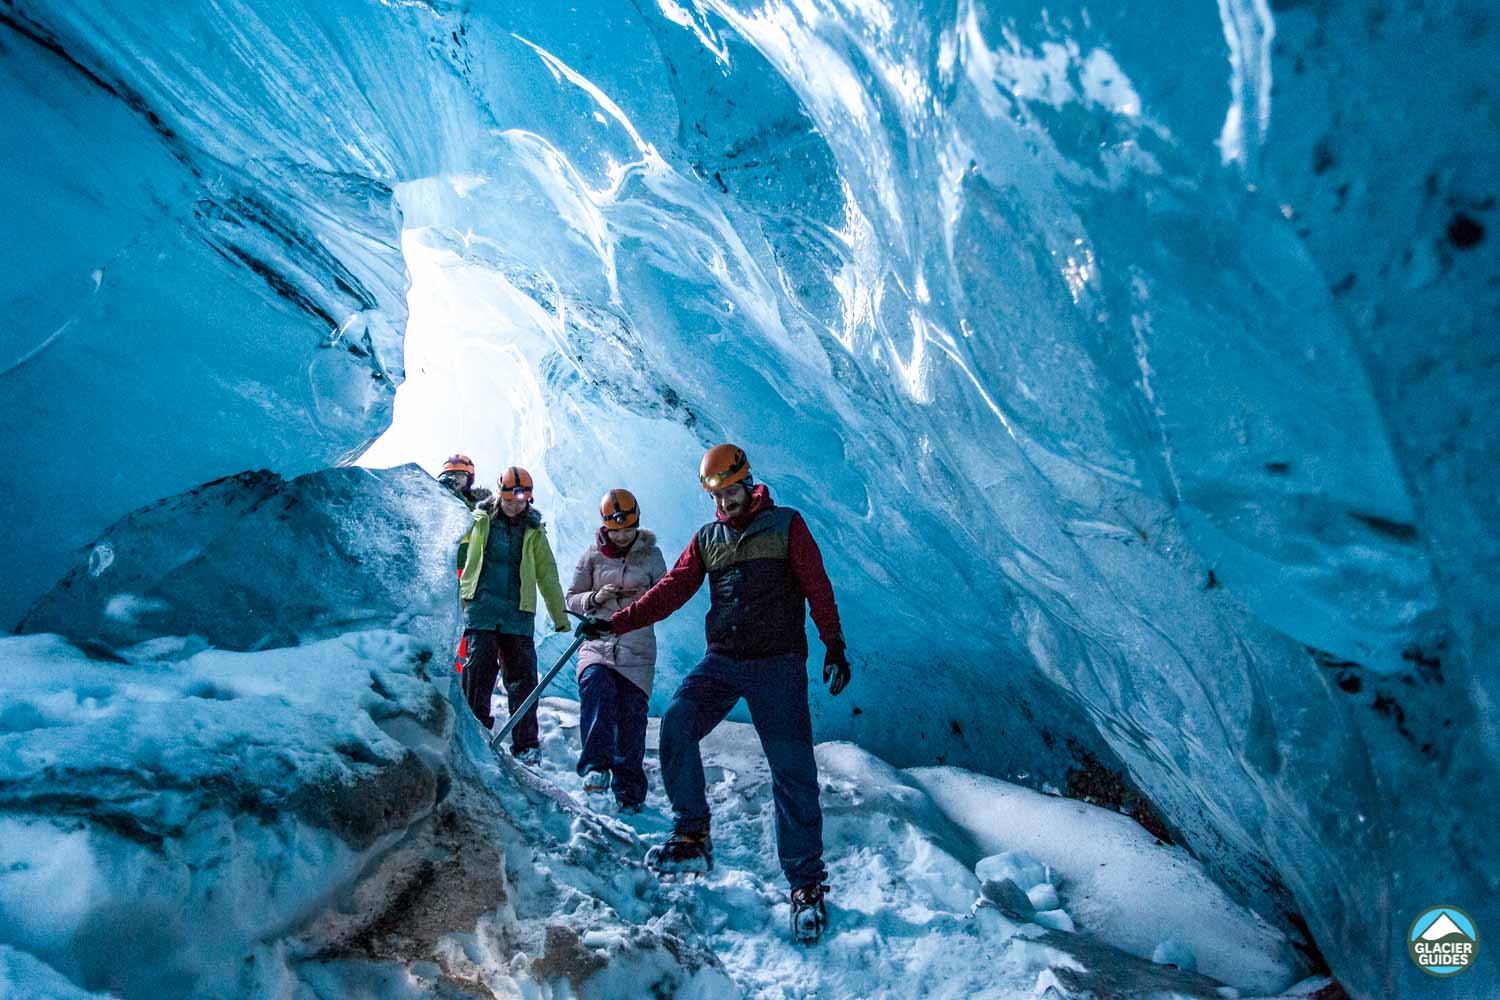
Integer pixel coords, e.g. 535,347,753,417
579,444,851,941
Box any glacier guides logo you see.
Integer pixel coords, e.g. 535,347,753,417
1408,906,1479,976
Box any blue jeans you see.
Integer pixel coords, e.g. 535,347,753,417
577,665,649,807
660,652,825,887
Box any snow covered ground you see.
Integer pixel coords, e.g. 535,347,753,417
0,622,1322,999
505,696,1309,999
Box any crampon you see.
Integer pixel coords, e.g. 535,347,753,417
790,881,829,943
645,831,713,875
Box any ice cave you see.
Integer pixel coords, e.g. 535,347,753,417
0,1,1495,997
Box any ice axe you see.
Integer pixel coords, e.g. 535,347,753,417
488,611,591,751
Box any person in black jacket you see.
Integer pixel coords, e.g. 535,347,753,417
438,454,492,509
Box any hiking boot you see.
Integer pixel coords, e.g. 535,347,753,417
645,831,713,874
515,747,542,767
615,801,643,816
582,769,612,794
790,881,829,943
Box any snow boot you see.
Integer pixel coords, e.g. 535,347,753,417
790,882,828,944
646,831,713,874
582,769,612,794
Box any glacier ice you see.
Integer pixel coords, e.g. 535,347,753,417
0,628,447,995
2,1,1496,997
0,6,408,626
0,945,110,1000
1153,938,1198,973
18,465,471,653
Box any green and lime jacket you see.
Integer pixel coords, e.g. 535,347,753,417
457,504,570,632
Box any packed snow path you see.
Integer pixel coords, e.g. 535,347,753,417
474,696,1307,999
0,623,1319,999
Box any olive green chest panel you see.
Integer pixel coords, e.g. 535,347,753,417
699,509,794,571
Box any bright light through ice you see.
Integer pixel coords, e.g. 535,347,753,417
355,222,709,575
357,227,553,487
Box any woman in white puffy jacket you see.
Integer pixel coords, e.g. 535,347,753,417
565,488,666,810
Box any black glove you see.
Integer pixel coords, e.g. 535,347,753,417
576,616,613,640
822,636,851,696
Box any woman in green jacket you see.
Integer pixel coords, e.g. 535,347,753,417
457,465,570,764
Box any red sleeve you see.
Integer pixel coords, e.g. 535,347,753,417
610,534,706,633
787,513,843,644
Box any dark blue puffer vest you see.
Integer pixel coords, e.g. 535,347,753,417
697,506,807,659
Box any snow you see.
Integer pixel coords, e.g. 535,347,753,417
0,622,1300,998
504,698,1298,998
909,766,1294,993
0,946,109,1000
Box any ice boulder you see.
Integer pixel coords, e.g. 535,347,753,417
1152,939,1199,973
0,629,448,997
1027,883,1061,913
17,464,470,654
976,851,1052,894
926,767,1294,993
1032,910,1076,934
976,850,1058,923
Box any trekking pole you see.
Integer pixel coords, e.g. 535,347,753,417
489,612,590,751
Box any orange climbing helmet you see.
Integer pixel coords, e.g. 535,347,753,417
499,466,534,500
699,444,750,492
441,454,476,476
600,488,640,530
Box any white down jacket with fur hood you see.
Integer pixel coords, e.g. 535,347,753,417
565,530,667,695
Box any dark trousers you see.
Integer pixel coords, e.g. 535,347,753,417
576,665,649,807
461,629,540,754
660,651,825,887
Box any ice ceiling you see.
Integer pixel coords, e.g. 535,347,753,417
1,1,1495,995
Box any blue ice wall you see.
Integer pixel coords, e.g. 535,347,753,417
2,3,1495,995
0,5,411,625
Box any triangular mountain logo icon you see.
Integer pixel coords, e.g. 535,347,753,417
1420,913,1470,942
1409,906,1479,976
